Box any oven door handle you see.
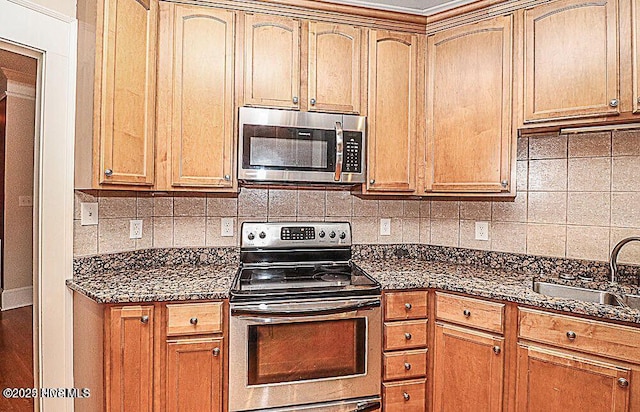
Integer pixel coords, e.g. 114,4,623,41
352,400,381,412
231,299,380,318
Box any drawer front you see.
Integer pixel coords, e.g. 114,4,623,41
436,292,504,334
518,308,640,363
384,291,429,321
384,320,428,351
383,379,426,412
383,349,428,381
166,302,223,336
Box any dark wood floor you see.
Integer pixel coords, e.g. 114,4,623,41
0,305,34,412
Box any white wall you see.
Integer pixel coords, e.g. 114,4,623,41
29,0,76,18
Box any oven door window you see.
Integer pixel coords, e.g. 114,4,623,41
242,125,336,172
247,318,366,385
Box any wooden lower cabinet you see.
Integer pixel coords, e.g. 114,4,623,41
515,344,631,412
383,379,427,411
166,338,224,412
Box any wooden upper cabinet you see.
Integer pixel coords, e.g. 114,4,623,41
425,15,513,193
634,0,640,114
244,13,300,109
106,306,154,412
164,5,235,189
522,0,619,123
99,0,157,186
308,22,364,114
366,30,420,193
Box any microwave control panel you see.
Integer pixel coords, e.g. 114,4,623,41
343,132,362,173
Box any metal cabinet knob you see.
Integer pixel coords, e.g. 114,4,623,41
501,179,508,188
104,169,113,177
310,98,316,105
618,378,630,388
463,309,471,318
637,97,640,104
369,179,375,185
224,174,231,181
402,392,410,401
404,332,412,340
213,347,220,357
566,331,577,340
190,317,198,325
140,315,149,324
609,99,619,107
404,303,412,311
293,96,299,104
404,362,411,370
493,346,501,355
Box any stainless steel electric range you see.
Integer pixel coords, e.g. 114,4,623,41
229,222,382,412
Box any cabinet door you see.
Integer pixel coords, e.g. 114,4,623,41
426,16,513,193
244,13,300,109
523,0,619,122
367,30,419,193
308,22,363,114
106,306,154,412
169,5,235,188
166,338,223,412
515,344,631,412
99,0,157,186
433,323,504,412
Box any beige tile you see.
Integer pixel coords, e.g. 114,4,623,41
517,136,528,160
568,157,611,192
73,220,97,256
380,218,402,244
528,159,567,191
566,192,610,226
267,216,296,222
135,217,153,250
326,191,352,216
402,218,420,243
74,190,98,220
206,195,237,217
153,196,174,217
612,156,640,192
459,220,490,250
567,132,611,157
268,189,297,217
517,160,528,191
527,192,566,224
460,201,491,220
153,217,174,248
206,217,237,247
566,226,609,262
492,192,527,222
98,193,137,218
352,196,378,217
419,200,430,218
173,217,206,247
173,195,206,216
526,224,566,258
430,219,459,247
238,188,268,217
491,222,526,254
298,190,327,217
137,195,154,218
403,200,420,217
419,218,431,244
351,217,378,244
612,130,640,156
431,200,459,219
611,192,640,228
296,216,324,222
379,200,403,217
610,228,640,265
98,218,136,253
528,134,566,160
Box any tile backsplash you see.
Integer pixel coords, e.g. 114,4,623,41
74,129,640,265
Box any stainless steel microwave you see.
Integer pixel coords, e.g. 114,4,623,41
238,107,366,184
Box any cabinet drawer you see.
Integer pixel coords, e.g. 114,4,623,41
383,379,426,412
518,308,640,363
436,292,504,334
384,291,428,321
383,349,428,381
166,302,223,336
384,320,428,351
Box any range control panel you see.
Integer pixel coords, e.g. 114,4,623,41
241,222,351,249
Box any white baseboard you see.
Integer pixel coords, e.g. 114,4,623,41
1,286,33,310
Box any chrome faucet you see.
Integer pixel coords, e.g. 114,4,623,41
610,237,640,284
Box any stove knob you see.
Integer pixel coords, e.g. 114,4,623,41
259,231,266,239
329,231,336,238
247,233,255,240
319,230,326,238
339,232,346,239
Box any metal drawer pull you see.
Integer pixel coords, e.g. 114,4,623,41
618,378,629,388
404,332,412,340
404,362,411,370
566,331,577,340
404,303,412,310
213,347,220,357
403,392,410,401
463,309,471,318
190,317,198,325
140,315,149,324
493,346,501,355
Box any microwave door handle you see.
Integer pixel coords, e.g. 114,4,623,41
334,121,343,181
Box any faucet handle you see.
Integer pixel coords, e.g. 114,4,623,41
610,237,640,284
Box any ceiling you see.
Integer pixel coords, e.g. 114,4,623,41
326,0,479,16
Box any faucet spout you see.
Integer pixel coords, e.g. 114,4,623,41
610,237,640,284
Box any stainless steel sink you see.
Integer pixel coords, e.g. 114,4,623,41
532,281,624,306
622,294,640,310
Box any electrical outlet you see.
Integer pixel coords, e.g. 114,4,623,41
81,202,98,226
380,218,391,236
130,219,143,239
221,218,234,237
475,221,489,241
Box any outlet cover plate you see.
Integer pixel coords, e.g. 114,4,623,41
130,219,143,239
380,218,391,236
221,218,234,237
80,202,98,226
475,221,489,241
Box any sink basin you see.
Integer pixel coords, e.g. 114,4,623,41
532,281,623,306
623,294,640,310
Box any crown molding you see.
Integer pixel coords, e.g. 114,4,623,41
324,0,481,16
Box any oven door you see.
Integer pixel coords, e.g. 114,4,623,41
229,297,382,412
